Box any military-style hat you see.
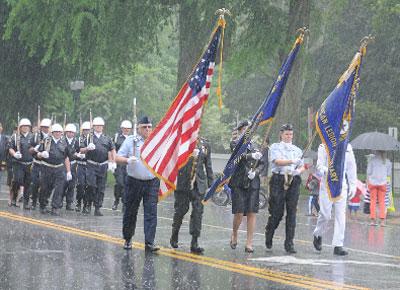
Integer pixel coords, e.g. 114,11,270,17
236,120,250,131
280,123,293,131
138,116,152,126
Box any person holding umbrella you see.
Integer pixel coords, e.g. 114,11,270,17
367,151,391,226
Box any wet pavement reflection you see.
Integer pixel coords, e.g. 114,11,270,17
1,183,400,289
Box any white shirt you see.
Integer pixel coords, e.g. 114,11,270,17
367,155,391,185
269,141,303,174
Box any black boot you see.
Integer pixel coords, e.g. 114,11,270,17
66,203,74,211
170,229,179,249
112,200,119,211
190,236,204,254
333,246,348,256
82,203,91,215
265,230,273,249
75,201,81,212
94,207,103,216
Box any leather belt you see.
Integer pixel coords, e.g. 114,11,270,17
77,161,87,165
87,160,108,166
42,161,64,168
16,161,32,166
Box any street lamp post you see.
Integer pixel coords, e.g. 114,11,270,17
70,80,84,121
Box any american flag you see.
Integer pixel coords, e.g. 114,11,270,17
141,25,222,198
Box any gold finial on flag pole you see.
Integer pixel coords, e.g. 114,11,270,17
359,34,375,55
215,8,231,109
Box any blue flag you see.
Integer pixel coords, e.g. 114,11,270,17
315,50,364,200
203,33,305,202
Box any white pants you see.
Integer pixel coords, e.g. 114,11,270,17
313,189,347,247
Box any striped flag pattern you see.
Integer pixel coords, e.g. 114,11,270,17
141,26,222,198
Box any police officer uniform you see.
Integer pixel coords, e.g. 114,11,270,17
117,116,160,252
37,124,70,215
170,137,214,254
81,117,115,216
63,124,80,211
265,124,304,254
112,121,132,211
30,119,51,210
312,143,357,256
0,126,8,188
8,119,35,208
75,122,90,212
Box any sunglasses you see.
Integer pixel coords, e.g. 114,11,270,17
139,125,152,129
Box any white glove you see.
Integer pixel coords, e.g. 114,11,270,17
348,190,356,200
192,148,200,157
318,165,328,175
248,169,256,180
66,172,73,181
14,151,22,159
76,153,86,159
108,161,117,173
87,143,96,151
40,151,49,159
292,158,302,166
251,151,263,160
127,156,138,165
33,144,41,153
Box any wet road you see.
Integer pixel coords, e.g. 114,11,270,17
1,181,400,289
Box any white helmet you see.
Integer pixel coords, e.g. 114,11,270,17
19,118,32,127
40,118,52,127
81,121,91,130
51,123,63,132
65,123,77,133
120,120,132,129
92,117,105,126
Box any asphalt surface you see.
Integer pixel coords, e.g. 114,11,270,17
1,178,400,290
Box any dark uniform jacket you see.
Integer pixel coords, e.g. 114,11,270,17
8,133,35,163
40,137,68,165
176,138,214,194
82,133,115,163
228,141,263,190
32,131,49,161
64,137,80,161
114,133,127,152
0,134,8,170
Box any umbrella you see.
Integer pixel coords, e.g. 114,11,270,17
350,131,400,151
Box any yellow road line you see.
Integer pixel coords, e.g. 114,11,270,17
0,211,369,290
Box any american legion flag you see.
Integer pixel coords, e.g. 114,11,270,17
141,24,223,198
315,48,365,200
203,32,305,202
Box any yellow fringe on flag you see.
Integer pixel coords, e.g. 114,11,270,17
216,17,226,109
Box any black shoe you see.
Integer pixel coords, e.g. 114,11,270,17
94,208,103,216
265,232,273,249
50,208,60,216
190,246,204,254
285,246,297,254
313,236,322,251
333,246,348,256
123,240,132,250
112,201,118,211
170,237,178,249
145,243,160,252
82,205,91,215
66,204,74,211
75,203,81,212
40,208,49,214
244,247,254,253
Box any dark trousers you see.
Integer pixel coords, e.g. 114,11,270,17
265,174,301,248
39,166,66,209
113,165,127,204
11,162,31,203
172,188,204,238
63,162,77,205
86,163,107,208
123,176,159,245
29,163,41,205
76,163,87,204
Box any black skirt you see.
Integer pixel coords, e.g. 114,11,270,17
231,186,259,214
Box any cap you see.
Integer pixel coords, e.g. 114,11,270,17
51,123,63,132
40,118,52,127
138,116,152,126
92,117,105,126
65,123,77,133
280,123,293,131
19,118,32,127
120,120,133,129
236,120,250,131
81,121,91,130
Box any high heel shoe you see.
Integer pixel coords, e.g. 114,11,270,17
230,238,237,250
244,247,254,253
